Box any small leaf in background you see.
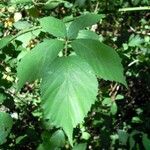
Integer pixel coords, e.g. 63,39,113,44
102,98,112,106
118,130,128,145
37,130,65,150
72,39,127,86
0,112,13,145
81,131,91,140
44,0,65,10
41,56,98,145
75,0,87,7
128,34,144,47
131,116,142,123
13,21,32,30
110,102,117,115
142,134,150,150
17,39,64,89
0,36,13,49
73,143,87,150
68,13,104,39
115,94,124,100
0,93,6,104
39,16,67,38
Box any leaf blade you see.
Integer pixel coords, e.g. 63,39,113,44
0,112,13,145
67,13,104,39
71,39,126,86
17,39,64,89
39,16,67,38
41,56,98,145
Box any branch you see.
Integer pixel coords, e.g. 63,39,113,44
119,6,150,12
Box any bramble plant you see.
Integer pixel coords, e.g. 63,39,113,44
0,13,127,147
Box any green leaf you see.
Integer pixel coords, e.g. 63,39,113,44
128,34,144,47
142,134,150,150
77,30,100,40
81,131,91,140
73,143,87,150
50,130,66,147
41,56,98,145
39,17,67,38
118,130,128,145
37,130,65,150
17,39,64,89
110,102,117,115
0,112,13,145
67,13,104,39
102,98,112,106
71,39,126,86
115,94,124,100
0,93,6,104
13,21,32,30
44,0,65,10
131,116,142,123
0,36,13,49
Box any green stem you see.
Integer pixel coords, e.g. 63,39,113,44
119,6,150,12
64,40,68,56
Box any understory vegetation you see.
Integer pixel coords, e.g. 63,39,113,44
0,0,150,149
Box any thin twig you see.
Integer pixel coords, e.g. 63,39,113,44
119,6,150,12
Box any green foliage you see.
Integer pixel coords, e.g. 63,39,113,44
0,0,149,149
37,130,65,150
72,39,126,85
0,112,13,145
15,13,125,146
17,39,64,89
67,13,104,39
41,56,98,145
39,17,67,38
142,134,150,150
0,36,12,49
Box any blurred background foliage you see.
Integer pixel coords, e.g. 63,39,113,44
0,0,150,149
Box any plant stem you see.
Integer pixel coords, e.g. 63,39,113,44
64,40,68,57
119,6,150,12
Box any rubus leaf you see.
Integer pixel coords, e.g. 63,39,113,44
0,36,13,49
41,56,98,145
77,30,100,40
0,112,13,145
67,13,104,39
39,16,67,38
17,39,64,89
71,39,126,86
